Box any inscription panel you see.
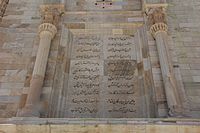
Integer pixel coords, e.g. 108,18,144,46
65,34,147,118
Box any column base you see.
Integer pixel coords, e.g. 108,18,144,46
17,105,40,117
168,105,190,118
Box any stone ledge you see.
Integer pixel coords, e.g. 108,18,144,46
0,118,200,125
0,118,200,133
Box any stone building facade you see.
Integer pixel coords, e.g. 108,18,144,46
0,0,200,132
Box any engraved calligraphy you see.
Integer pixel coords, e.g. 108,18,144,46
66,34,142,118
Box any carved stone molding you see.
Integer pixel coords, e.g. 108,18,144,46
40,4,65,26
38,23,57,39
0,0,9,21
147,7,167,25
150,22,168,37
146,7,168,37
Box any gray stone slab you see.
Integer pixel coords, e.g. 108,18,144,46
63,34,150,118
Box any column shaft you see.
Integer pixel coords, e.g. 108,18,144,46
17,23,57,117
26,32,52,106
147,7,189,116
154,31,180,113
33,32,52,76
16,4,64,117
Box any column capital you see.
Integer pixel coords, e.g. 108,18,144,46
38,4,64,39
40,4,65,26
0,0,9,21
150,22,168,37
143,3,168,13
38,23,57,39
146,6,168,37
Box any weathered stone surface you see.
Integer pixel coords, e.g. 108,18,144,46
0,119,199,133
50,31,155,118
167,0,200,117
16,125,50,133
65,0,142,11
0,0,200,120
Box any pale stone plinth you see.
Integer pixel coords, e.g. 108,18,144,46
0,122,200,133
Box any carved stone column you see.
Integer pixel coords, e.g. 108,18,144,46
147,7,186,117
0,0,9,21
17,4,64,117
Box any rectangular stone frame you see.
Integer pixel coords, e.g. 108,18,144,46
48,9,157,118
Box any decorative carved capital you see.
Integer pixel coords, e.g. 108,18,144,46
150,22,168,37
38,23,57,39
147,7,167,25
40,4,65,26
0,0,9,21
146,7,168,37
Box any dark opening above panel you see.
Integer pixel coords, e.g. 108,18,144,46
65,0,142,11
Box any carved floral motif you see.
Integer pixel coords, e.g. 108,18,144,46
40,4,64,26
38,4,64,37
147,7,167,25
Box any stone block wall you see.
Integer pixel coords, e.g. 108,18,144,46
0,0,41,117
167,0,200,117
